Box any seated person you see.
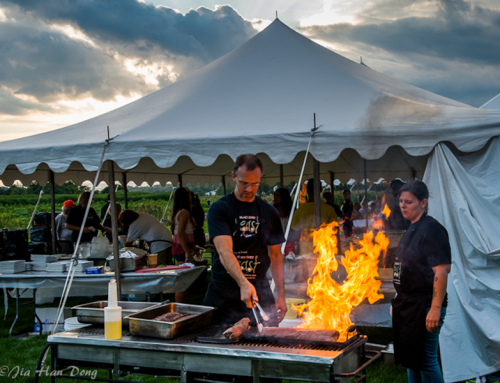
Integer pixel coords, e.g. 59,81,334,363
291,178,337,254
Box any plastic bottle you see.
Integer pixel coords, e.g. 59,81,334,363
104,279,122,340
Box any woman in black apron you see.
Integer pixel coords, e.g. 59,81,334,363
392,181,451,383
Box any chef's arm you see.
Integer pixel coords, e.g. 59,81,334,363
98,223,111,234
426,263,451,332
269,244,288,322
213,235,257,308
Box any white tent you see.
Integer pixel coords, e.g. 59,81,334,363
1,19,500,187
1,19,500,381
480,93,500,110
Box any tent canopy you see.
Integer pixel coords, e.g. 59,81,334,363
481,93,500,109
1,19,500,186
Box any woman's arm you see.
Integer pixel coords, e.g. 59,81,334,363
65,223,91,233
426,263,451,332
177,211,193,257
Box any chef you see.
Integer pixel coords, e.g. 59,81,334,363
203,154,287,325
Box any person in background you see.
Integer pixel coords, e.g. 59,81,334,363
273,187,296,256
322,191,342,217
190,192,206,248
341,189,354,237
120,209,173,265
392,180,451,382
101,193,111,226
55,200,75,254
171,187,196,303
386,180,411,230
104,203,128,242
291,179,337,254
171,188,196,265
66,192,110,245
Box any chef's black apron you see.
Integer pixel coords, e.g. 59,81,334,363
204,193,278,326
392,214,432,370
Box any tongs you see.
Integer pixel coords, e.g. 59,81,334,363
251,300,266,335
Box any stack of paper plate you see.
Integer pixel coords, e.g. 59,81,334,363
25,262,33,271
74,261,93,272
31,254,58,263
46,261,68,273
0,260,25,274
32,262,48,271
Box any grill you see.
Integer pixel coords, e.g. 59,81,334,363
45,326,380,383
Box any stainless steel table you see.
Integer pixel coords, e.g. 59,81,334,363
42,326,380,383
1,266,205,336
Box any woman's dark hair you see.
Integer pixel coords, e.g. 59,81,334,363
171,187,193,233
190,192,202,208
399,180,429,201
119,209,139,226
274,188,293,218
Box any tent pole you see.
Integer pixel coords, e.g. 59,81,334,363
412,168,417,180
222,176,226,196
122,172,128,210
313,159,321,228
364,159,369,230
108,161,121,298
50,171,57,254
178,174,183,188
280,164,284,188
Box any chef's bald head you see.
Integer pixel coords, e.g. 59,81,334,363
233,154,263,176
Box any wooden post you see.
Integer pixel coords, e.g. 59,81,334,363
280,164,284,188
313,159,321,229
108,161,121,297
122,172,128,210
49,171,57,254
363,159,369,230
222,175,226,195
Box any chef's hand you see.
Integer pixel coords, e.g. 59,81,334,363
240,280,258,309
82,227,91,233
275,296,287,323
426,306,441,333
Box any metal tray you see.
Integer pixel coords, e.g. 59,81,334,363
109,254,147,272
125,303,214,339
72,301,161,327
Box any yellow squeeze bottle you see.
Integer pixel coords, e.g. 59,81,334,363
104,279,122,340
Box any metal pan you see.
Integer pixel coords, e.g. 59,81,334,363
125,303,214,339
72,301,162,327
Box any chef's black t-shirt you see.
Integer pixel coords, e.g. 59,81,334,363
208,194,285,289
393,214,452,305
66,205,101,244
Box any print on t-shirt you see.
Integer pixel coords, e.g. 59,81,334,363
235,250,260,280
393,261,402,285
238,215,260,238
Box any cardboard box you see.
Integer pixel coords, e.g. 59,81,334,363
34,307,69,333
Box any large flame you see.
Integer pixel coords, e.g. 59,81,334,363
382,204,391,219
295,221,389,333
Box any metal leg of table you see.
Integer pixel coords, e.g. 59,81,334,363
252,360,260,383
33,289,43,335
9,288,20,337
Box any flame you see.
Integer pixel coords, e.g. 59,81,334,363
382,204,391,219
294,221,389,333
299,183,307,204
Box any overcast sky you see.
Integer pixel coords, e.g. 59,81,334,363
1,0,499,142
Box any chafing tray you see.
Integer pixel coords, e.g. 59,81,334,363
72,301,161,327
125,303,214,339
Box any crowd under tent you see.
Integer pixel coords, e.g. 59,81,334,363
1,19,500,381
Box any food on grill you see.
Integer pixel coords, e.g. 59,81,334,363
153,312,192,322
223,318,251,340
257,327,340,342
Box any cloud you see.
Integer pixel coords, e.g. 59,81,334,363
0,0,258,116
301,0,500,106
